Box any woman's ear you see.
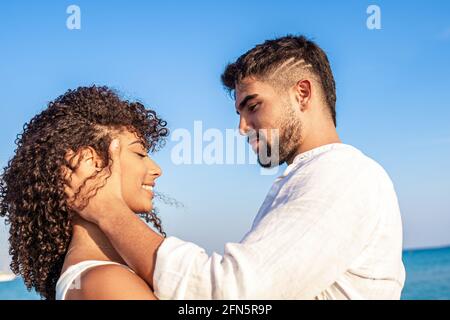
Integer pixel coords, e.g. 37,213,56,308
80,147,103,172
62,147,103,199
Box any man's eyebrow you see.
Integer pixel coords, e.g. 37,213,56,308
238,94,258,111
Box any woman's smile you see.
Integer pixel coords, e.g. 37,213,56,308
141,182,155,197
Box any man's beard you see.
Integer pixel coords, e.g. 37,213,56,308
250,108,302,168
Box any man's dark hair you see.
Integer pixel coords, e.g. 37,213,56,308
221,35,337,126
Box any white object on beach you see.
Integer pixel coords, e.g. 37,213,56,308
0,219,15,282
0,272,16,282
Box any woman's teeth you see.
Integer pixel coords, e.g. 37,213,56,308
142,185,153,192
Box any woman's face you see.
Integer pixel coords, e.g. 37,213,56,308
63,130,162,214
117,130,162,213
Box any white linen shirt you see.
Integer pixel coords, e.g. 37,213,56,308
153,143,406,299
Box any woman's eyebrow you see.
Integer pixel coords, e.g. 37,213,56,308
128,140,143,146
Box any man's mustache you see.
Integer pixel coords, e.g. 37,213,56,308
246,130,265,144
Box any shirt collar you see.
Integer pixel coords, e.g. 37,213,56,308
281,143,349,178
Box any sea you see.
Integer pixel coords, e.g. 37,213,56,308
0,246,449,300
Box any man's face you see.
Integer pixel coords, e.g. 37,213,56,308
235,77,303,167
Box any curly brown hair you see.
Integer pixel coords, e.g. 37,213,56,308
0,85,169,300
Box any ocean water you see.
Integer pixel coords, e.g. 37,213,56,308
401,246,450,300
1,247,449,300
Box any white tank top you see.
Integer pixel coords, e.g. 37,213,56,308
55,260,133,300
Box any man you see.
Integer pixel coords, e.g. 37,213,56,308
77,35,405,299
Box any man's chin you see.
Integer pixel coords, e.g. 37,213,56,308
257,155,282,168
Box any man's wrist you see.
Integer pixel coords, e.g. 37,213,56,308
96,201,135,232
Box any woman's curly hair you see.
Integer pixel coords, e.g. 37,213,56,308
0,85,169,300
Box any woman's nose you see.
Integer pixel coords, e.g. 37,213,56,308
147,158,162,178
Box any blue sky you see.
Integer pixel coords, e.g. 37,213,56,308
0,0,449,253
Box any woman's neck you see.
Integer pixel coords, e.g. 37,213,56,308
65,216,126,266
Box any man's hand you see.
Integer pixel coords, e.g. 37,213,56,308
67,139,130,225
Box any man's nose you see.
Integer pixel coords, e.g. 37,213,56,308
239,116,251,136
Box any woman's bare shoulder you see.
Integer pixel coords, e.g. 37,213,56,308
65,264,158,300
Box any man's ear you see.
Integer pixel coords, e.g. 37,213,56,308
294,79,312,111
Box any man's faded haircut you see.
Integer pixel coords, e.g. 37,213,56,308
221,35,337,127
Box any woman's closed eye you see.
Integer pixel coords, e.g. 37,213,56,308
135,152,147,158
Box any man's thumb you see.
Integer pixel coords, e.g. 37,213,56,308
110,139,121,157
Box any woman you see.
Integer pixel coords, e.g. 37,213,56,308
0,86,168,299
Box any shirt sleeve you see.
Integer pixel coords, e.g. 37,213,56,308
153,155,385,299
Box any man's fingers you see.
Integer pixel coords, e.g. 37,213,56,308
64,184,84,212
110,138,120,152
109,139,122,174
64,185,75,204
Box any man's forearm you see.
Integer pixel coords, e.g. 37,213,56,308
97,203,164,289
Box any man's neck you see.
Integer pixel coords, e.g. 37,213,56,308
286,121,341,165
